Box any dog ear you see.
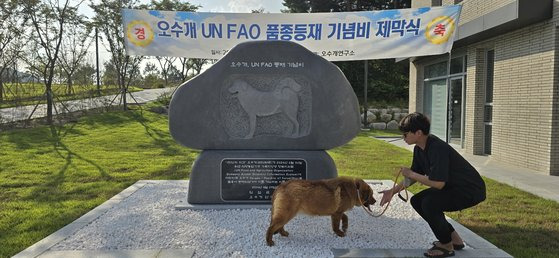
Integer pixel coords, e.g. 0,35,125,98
356,179,368,190
341,180,358,203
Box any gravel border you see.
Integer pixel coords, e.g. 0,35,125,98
47,180,437,257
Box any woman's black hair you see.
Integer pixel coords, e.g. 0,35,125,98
398,112,431,135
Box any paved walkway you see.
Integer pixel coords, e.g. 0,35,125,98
0,87,176,123
376,137,559,203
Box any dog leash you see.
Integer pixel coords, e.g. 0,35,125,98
357,169,409,217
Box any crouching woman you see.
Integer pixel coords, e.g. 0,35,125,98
380,112,486,258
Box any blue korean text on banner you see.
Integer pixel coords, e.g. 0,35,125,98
122,6,461,61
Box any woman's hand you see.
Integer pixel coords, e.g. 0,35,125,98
378,188,395,206
400,167,414,178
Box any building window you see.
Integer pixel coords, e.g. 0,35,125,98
450,56,466,74
432,0,442,7
424,56,466,79
454,0,463,4
423,55,467,142
484,50,494,155
424,61,447,78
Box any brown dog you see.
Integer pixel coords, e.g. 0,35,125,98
266,177,376,246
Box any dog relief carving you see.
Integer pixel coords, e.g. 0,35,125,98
221,76,311,139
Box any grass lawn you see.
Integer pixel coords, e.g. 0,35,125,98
1,109,558,258
0,83,143,109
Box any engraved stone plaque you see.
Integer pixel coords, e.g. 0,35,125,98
221,159,307,202
168,41,360,205
221,75,312,139
169,40,360,150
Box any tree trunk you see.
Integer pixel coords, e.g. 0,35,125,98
0,80,4,102
46,85,53,124
120,75,127,110
0,69,4,102
67,78,73,95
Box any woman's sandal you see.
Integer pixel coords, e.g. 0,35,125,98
432,241,465,250
453,243,465,250
424,246,455,257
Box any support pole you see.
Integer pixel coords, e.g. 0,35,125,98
445,51,452,143
363,60,368,128
95,28,101,96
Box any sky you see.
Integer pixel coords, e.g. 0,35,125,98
78,0,285,73
81,0,284,15
190,0,284,13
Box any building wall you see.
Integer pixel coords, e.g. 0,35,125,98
489,22,555,173
414,0,515,25
458,0,558,174
549,0,559,175
409,0,559,174
444,0,515,25
408,61,421,113
552,28,559,175
463,47,488,155
412,0,433,8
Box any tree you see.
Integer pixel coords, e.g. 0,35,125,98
143,62,159,76
190,58,205,75
90,0,144,110
101,60,117,86
23,0,82,124
283,0,410,12
282,0,411,105
0,0,27,102
58,16,93,95
74,63,96,86
142,61,163,88
167,64,182,83
177,57,193,82
154,56,176,87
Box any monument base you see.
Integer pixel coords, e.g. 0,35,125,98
175,202,271,210
187,150,338,204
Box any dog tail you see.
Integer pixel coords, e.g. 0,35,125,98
270,191,277,222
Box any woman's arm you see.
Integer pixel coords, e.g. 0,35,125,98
401,167,446,189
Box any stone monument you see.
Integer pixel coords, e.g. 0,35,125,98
169,40,360,204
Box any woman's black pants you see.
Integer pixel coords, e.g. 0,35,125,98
410,187,479,244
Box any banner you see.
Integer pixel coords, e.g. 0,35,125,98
122,6,461,61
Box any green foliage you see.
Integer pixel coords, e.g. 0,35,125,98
365,129,402,137
0,83,142,108
330,132,559,258
90,0,144,93
101,61,118,86
153,91,173,106
282,0,411,103
0,110,197,257
74,64,97,86
329,132,412,178
1,92,558,258
141,63,166,89
142,74,166,89
365,98,408,109
335,60,409,103
447,179,559,258
282,0,411,13
142,0,200,11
